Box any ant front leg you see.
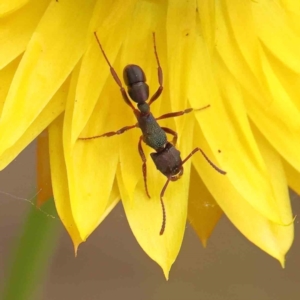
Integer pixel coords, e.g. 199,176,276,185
148,33,164,106
155,105,210,121
79,124,137,140
138,136,151,198
161,127,178,146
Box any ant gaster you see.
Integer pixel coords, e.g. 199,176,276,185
79,32,226,235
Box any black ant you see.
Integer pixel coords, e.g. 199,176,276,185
79,32,226,235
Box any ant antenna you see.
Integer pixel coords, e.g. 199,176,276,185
94,32,113,69
195,104,210,112
148,32,164,106
93,32,136,111
94,32,123,89
159,178,170,235
152,32,161,70
159,148,226,235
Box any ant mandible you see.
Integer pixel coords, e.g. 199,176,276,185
79,32,226,235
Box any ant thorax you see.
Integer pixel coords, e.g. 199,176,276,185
138,113,167,150
138,102,150,113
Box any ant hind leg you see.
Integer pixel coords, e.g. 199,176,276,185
138,136,151,198
155,105,210,121
148,32,164,106
161,127,178,146
79,124,137,140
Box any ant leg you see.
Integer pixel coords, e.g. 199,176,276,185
159,177,170,235
148,32,164,106
161,127,178,146
181,148,226,175
138,136,151,198
94,32,136,111
79,124,137,140
156,105,210,121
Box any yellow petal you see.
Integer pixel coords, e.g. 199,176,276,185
0,0,50,68
98,179,120,226
282,160,300,196
249,48,300,171
262,45,300,114
0,77,69,170
193,123,293,264
215,0,300,176
166,0,195,112
120,114,194,280
115,2,191,278
186,31,287,225
215,0,265,103
251,124,293,225
222,0,261,76
188,166,223,248
71,0,137,143
0,0,29,17
0,0,97,156
196,0,216,52
68,1,137,240
48,113,82,251
118,0,167,200
252,1,300,73
0,55,21,114
280,1,300,33
64,62,119,240
36,130,53,207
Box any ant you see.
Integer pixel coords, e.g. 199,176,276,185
79,32,226,235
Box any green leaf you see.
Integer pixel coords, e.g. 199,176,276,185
2,198,60,300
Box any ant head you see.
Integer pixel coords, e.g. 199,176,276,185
123,65,149,103
150,143,183,179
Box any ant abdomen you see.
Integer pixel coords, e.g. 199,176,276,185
123,65,149,103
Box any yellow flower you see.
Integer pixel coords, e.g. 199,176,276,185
0,0,297,279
